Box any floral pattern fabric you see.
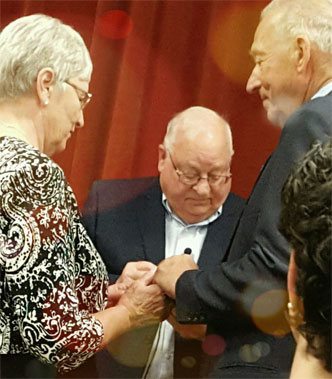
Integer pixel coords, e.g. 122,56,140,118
0,136,108,373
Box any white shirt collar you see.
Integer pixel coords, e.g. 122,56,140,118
311,81,332,100
162,193,223,227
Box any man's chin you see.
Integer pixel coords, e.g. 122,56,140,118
266,109,285,128
184,207,213,223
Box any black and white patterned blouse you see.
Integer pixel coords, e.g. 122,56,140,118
0,136,109,373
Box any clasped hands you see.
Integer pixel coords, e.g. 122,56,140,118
107,255,205,339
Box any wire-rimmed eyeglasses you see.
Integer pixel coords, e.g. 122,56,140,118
167,150,232,186
65,81,92,109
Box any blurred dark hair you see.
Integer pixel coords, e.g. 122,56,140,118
279,138,331,372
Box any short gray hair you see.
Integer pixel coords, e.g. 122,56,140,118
262,0,332,55
163,106,233,154
0,14,92,101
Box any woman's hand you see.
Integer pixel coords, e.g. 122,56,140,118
117,261,157,289
107,261,157,307
118,269,169,327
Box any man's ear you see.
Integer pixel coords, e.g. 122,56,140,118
36,67,55,106
295,36,311,73
158,144,167,173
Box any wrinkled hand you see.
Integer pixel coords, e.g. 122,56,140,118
154,254,198,298
107,261,157,307
168,307,206,340
118,269,169,327
117,261,157,289
106,282,127,308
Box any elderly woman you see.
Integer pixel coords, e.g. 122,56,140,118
0,14,166,377
279,139,331,378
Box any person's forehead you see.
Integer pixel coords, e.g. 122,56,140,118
250,21,269,55
250,12,281,55
174,145,232,167
176,129,231,155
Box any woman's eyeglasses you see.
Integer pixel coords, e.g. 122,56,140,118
65,81,92,109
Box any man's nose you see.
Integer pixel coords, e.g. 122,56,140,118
193,177,210,195
246,66,261,94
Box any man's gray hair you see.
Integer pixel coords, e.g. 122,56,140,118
0,14,92,101
262,0,332,55
163,106,233,154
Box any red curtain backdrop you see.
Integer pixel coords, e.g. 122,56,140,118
0,0,280,209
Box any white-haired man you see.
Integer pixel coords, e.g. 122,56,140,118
154,0,332,377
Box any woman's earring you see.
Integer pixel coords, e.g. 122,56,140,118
44,99,49,106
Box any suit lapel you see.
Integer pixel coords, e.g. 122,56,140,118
198,217,226,267
198,202,242,268
137,182,166,265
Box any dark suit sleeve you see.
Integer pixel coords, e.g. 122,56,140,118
175,96,332,326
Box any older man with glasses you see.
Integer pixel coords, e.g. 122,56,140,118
81,106,245,379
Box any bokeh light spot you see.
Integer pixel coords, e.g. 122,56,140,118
254,341,271,357
107,324,158,367
98,10,133,40
239,344,261,363
202,334,226,356
251,289,291,336
209,3,264,85
181,355,196,369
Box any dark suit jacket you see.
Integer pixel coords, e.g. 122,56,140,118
81,177,246,378
175,92,332,377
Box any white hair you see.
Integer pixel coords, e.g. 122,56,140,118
262,0,332,55
0,14,92,101
163,106,233,154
